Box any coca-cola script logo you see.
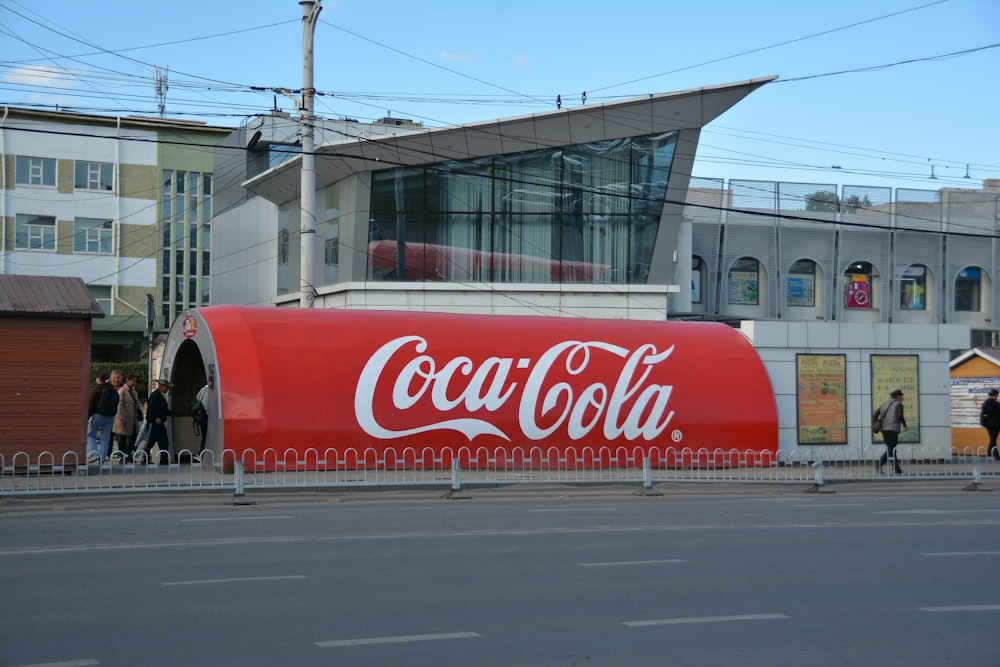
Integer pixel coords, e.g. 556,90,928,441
355,336,676,442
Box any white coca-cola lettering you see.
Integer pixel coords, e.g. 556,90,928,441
355,336,675,442
518,342,675,440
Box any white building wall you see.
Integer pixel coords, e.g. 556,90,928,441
212,196,279,307
742,321,969,461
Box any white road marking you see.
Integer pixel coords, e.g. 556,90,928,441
877,509,1000,515
922,551,1000,557
316,631,481,648
9,661,98,667
528,507,615,512
180,515,294,522
624,613,788,627
920,605,1000,613
163,575,306,586
581,559,684,567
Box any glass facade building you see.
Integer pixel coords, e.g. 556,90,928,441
366,132,677,285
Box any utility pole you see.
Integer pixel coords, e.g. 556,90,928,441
299,0,321,308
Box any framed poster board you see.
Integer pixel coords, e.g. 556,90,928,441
796,354,847,444
870,354,920,443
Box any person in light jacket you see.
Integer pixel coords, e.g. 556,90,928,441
112,373,142,462
874,389,907,475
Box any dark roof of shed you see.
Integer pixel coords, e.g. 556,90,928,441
0,275,104,318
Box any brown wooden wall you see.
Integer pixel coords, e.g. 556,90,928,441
0,317,91,463
950,355,1000,452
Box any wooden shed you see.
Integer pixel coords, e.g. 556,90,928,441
949,347,1000,455
0,275,103,468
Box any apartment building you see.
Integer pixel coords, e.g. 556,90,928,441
1,108,231,361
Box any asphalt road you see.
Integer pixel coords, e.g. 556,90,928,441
1,481,998,667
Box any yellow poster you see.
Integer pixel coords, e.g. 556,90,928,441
796,354,847,444
871,355,920,443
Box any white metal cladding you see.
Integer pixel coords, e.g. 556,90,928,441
691,220,722,311
894,231,945,281
945,236,994,313
720,224,779,317
836,228,891,322
777,182,839,213
896,188,943,232
776,226,837,316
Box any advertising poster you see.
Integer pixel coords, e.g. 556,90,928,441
796,354,847,444
871,354,920,443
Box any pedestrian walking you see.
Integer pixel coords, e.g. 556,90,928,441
874,389,907,475
980,388,1000,460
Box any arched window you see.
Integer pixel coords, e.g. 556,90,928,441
692,255,705,304
844,261,874,309
728,257,759,305
786,259,816,307
899,264,928,311
955,267,982,312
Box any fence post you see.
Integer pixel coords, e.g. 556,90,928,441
451,458,461,493
229,460,256,505
805,460,831,493
643,456,652,490
963,457,983,491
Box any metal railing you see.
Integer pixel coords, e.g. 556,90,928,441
1,445,997,497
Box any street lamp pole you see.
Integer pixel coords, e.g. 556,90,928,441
299,0,321,308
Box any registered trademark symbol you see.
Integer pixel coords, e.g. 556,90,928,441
671,429,682,442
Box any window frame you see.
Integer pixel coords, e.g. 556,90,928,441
73,217,114,254
15,155,56,187
15,213,57,251
74,160,114,192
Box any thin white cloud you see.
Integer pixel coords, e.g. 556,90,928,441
512,53,529,67
4,64,82,89
439,51,474,62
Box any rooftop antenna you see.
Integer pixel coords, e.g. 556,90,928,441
154,66,169,117
964,164,971,179
929,165,937,180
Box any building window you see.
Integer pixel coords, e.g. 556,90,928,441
74,218,113,254
727,257,760,305
74,161,114,191
844,261,874,309
786,259,816,307
954,267,981,312
159,169,213,324
899,264,927,311
15,214,56,250
88,285,112,316
691,256,703,304
15,156,56,187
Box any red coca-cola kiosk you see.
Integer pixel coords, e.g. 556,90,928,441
161,306,777,470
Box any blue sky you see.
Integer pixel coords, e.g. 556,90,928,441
1,0,997,191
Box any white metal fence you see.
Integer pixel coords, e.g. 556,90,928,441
2,445,997,497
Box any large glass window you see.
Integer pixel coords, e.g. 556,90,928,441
367,131,677,284
74,218,113,253
787,259,816,307
15,156,56,186
15,214,56,250
899,264,927,311
727,257,760,305
159,169,213,323
954,267,981,312
74,161,114,191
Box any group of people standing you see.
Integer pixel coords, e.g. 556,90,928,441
86,372,174,464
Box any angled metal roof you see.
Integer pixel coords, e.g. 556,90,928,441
243,76,778,206
0,275,104,318
950,347,1000,369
